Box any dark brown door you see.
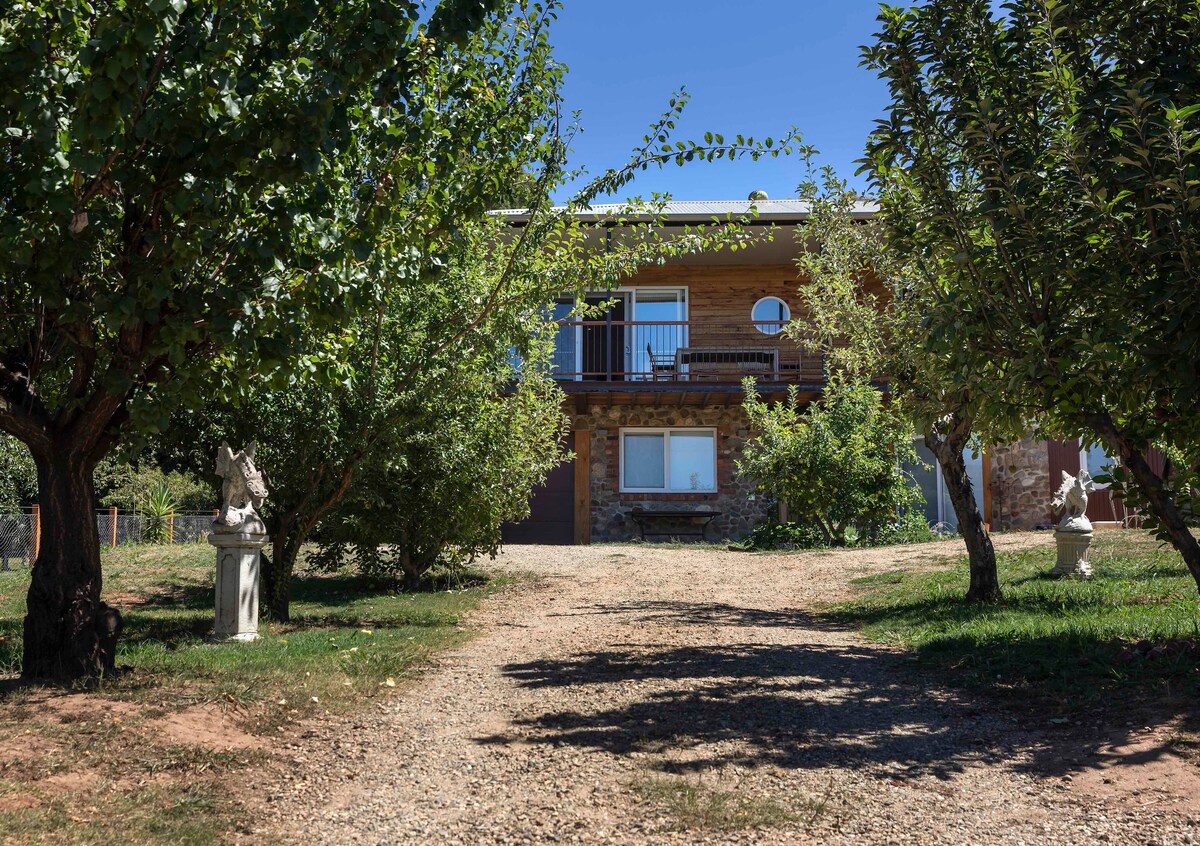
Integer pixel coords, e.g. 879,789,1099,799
582,295,626,380
500,455,576,545
1048,437,1119,522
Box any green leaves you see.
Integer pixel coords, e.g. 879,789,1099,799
861,0,1200,580
0,435,36,512
740,378,921,546
0,0,559,447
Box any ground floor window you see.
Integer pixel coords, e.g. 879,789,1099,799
620,428,717,493
903,440,985,529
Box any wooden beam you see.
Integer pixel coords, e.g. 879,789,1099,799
574,429,591,545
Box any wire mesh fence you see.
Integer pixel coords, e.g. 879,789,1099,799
0,509,35,571
171,513,214,544
0,508,217,569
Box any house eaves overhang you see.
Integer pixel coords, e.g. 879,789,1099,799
494,198,879,228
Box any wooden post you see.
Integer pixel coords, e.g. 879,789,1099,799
31,504,40,560
574,429,591,545
109,506,118,548
168,512,175,545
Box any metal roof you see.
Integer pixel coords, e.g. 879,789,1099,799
494,198,878,223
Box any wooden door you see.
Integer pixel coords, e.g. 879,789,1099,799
1047,438,1119,522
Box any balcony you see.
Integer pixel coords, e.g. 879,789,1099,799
548,319,826,387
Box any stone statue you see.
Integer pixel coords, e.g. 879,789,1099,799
1052,469,1094,532
210,442,269,642
213,442,268,535
1051,469,1094,577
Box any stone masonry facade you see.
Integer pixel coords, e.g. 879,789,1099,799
988,436,1054,530
567,406,1059,542
575,404,770,542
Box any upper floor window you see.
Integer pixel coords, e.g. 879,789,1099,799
752,296,790,335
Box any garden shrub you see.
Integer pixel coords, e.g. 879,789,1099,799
739,377,923,546
864,508,935,546
737,521,829,551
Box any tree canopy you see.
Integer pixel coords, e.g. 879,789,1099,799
0,0,564,678
792,170,1004,600
863,0,1200,589
1,0,800,674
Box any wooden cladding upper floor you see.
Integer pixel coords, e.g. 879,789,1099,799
619,264,807,323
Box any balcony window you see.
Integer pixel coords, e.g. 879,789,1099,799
620,428,717,493
549,299,576,378
752,296,790,335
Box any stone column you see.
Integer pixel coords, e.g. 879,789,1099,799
1051,527,1093,578
209,527,267,642
209,441,270,642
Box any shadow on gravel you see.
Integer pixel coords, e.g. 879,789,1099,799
547,600,849,630
480,601,1189,784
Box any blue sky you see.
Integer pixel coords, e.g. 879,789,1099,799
549,2,890,202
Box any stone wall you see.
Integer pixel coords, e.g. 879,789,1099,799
988,437,1053,530
575,404,770,542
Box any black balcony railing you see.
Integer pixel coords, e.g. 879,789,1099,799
547,320,823,383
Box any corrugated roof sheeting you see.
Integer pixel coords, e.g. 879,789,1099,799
494,198,878,222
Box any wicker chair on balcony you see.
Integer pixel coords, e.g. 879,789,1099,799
647,343,677,381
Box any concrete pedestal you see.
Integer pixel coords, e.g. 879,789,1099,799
1051,528,1094,578
209,529,267,642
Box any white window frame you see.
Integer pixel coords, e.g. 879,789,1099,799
751,295,790,335
1079,441,1116,490
619,427,718,493
908,437,985,527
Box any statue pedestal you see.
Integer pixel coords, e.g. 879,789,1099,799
209,526,267,642
1051,525,1093,578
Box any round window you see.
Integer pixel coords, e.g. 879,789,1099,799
751,296,790,335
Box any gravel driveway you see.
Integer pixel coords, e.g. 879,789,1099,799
258,535,1199,845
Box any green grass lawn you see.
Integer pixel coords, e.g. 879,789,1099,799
0,543,507,845
833,530,1200,709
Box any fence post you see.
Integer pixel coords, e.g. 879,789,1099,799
168,512,175,545
31,504,40,561
109,506,118,548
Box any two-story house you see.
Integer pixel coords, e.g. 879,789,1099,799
500,198,1136,545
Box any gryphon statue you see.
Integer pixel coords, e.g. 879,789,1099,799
1050,469,1095,577
213,442,269,535
1052,469,1094,532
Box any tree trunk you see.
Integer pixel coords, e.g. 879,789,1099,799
23,452,106,679
399,541,423,591
261,532,296,623
1091,415,1200,590
927,427,1001,604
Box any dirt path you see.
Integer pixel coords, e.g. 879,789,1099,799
258,535,1199,845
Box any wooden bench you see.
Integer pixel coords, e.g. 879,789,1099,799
629,507,723,542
